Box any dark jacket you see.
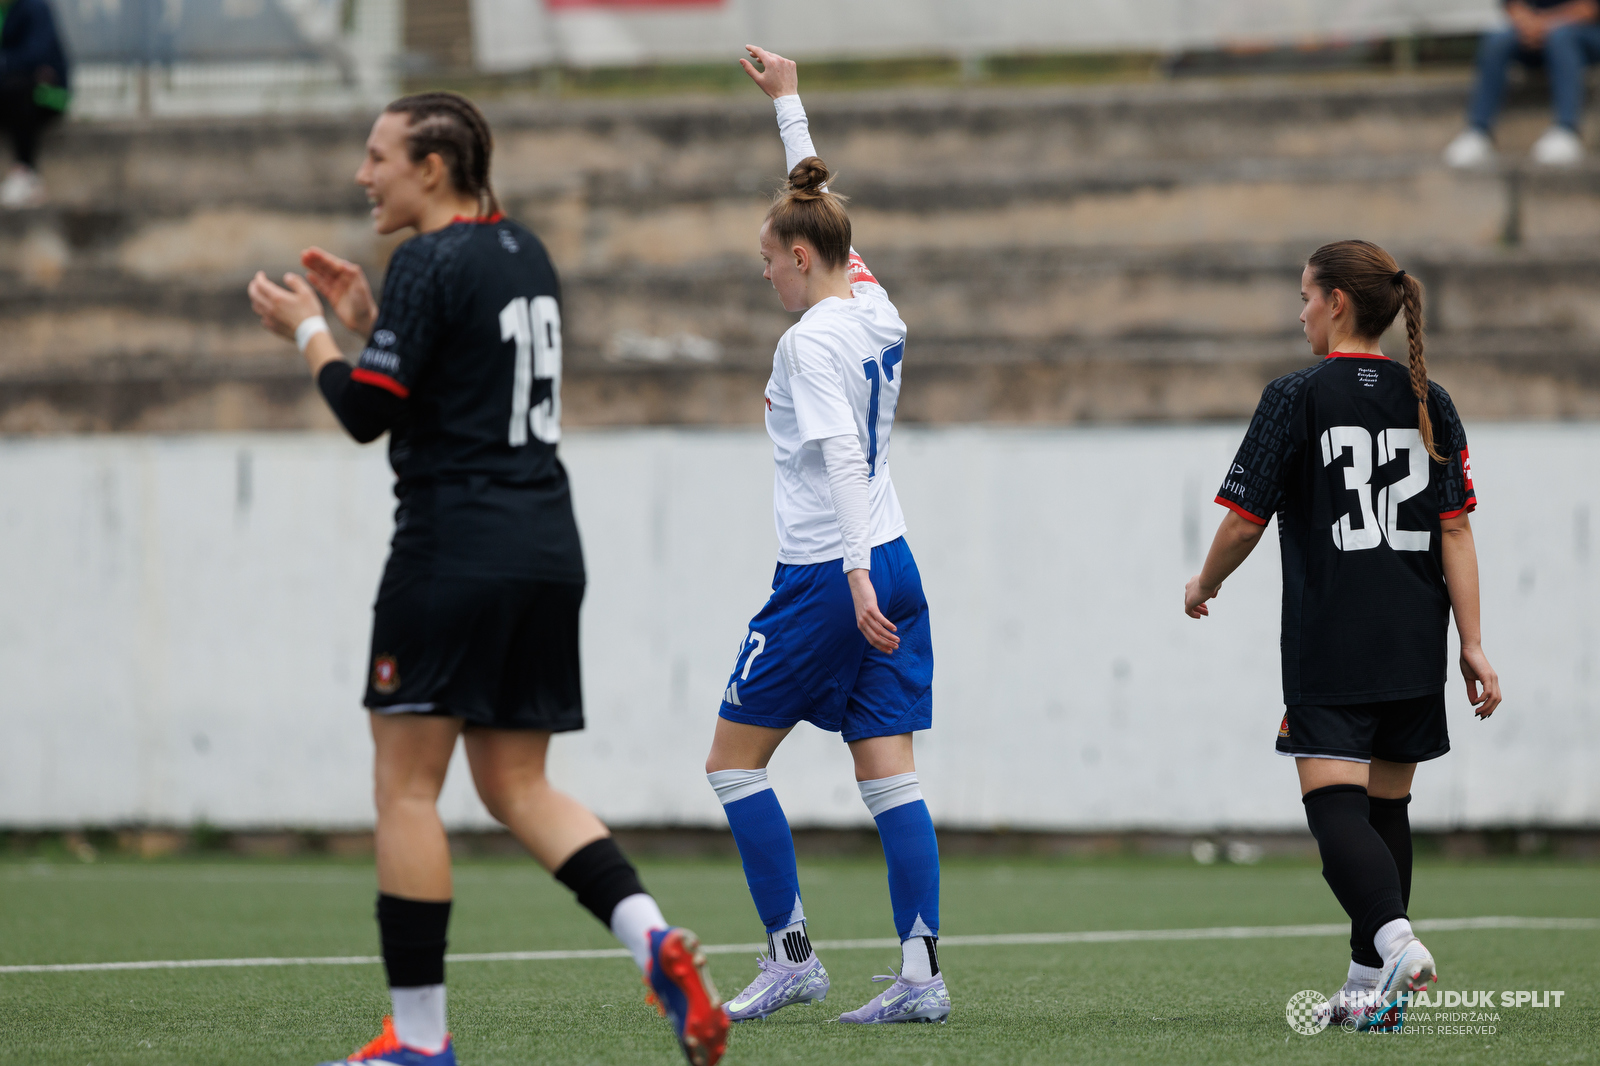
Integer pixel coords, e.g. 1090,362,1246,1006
0,0,71,92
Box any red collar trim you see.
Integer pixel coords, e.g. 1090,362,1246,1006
450,212,505,225
1326,351,1389,360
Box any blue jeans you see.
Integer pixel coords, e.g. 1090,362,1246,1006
1467,22,1600,132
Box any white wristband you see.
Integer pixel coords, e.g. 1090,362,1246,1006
295,315,329,353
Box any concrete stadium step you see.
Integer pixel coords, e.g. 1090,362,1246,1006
29,73,1577,208
6,72,1599,430
9,246,1596,364
6,245,1600,431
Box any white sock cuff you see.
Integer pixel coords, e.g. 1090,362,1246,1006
708,768,770,806
1374,917,1415,963
857,772,922,817
1347,959,1383,987
609,892,666,973
389,984,447,1054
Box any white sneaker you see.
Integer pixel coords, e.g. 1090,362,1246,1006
1531,126,1584,166
1443,128,1495,169
0,166,44,208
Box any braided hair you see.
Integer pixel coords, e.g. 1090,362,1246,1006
384,91,501,217
1306,239,1443,463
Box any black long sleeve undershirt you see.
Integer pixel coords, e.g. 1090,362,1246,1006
318,360,406,443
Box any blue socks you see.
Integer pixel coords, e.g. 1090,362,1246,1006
708,769,804,933
709,766,942,982
860,773,941,944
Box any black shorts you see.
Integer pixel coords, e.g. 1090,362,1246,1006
1275,692,1449,764
365,564,584,732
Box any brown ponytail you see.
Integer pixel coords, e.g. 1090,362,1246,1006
1307,239,1444,463
766,156,851,271
384,91,501,217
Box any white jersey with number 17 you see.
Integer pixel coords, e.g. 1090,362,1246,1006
764,254,909,565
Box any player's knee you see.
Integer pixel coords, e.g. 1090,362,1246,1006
374,783,437,819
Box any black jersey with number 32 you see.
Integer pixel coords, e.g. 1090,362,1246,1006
353,217,584,582
1216,354,1476,705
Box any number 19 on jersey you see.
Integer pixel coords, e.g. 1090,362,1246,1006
501,295,562,446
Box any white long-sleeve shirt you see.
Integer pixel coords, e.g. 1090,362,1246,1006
764,94,908,572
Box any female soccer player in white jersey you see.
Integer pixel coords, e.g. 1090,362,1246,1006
1185,239,1503,1032
246,91,727,1066
702,47,947,1026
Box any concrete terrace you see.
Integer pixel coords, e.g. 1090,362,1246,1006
4,71,1600,431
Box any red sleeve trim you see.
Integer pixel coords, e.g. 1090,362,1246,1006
1215,495,1269,526
350,367,410,398
1439,497,1478,520
847,252,879,287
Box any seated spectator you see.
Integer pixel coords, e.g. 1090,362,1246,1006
0,0,70,208
1445,0,1600,167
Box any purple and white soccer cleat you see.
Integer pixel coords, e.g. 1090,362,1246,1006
723,954,830,1021
838,972,950,1024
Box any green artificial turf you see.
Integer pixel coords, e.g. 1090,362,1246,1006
2,856,1596,1064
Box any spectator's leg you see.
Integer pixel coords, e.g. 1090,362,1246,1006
1544,23,1588,131
1561,24,1600,133
0,86,34,168
1467,28,1524,133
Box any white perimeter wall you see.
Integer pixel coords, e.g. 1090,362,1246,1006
472,0,1501,72
1,425,1595,832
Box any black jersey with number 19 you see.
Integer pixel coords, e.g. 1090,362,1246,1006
1215,354,1476,706
351,216,584,582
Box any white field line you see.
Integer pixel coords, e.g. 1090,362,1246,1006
3,916,1595,976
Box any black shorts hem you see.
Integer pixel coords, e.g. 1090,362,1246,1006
1274,741,1451,765
367,702,585,733
1275,692,1449,766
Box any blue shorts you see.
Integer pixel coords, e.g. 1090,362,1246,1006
719,536,933,743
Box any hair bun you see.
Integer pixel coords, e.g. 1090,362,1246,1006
786,156,830,199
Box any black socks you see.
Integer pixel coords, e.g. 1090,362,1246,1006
1356,792,1414,967
1367,793,1413,908
553,837,647,927
376,893,452,987
1302,784,1407,966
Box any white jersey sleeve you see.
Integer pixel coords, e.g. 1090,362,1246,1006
784,331,857,444
821,434,872,572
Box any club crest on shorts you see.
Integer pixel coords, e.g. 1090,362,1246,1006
372,655,401,694
1279,714,1291,738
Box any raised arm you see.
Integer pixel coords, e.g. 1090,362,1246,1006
741,45,881,290
740,46,807,167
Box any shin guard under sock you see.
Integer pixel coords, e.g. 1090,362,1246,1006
861,775,941,949
553,837,648,927
376,894,451,1052
1355,793,1413,967
1302,784,1407,965
376,893,451,988
717,781,806,934
554,838,662,973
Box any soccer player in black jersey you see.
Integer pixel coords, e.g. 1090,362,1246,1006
247,92,727,1066
1183,239,1503,1032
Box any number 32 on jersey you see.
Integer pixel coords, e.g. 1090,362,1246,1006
1321,425,1431,552
500,295,561,446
